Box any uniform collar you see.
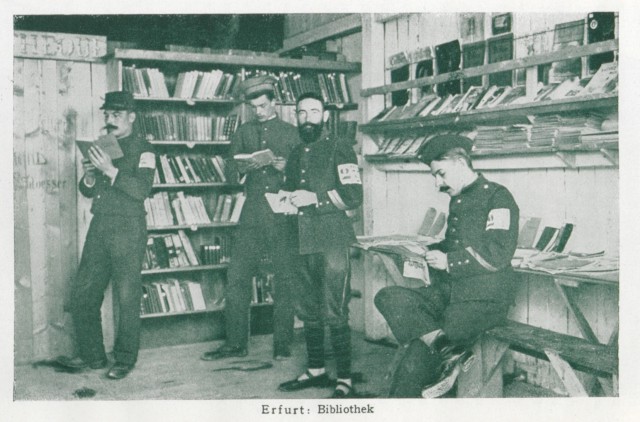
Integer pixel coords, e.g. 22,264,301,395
459,173,484,195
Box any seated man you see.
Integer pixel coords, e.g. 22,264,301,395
374,134,519,398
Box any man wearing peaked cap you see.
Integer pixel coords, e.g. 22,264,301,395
239,74,279,99
375,133,520,398
57,91,155,380
417,134,474,165
200,75,301,362
100,90,136,111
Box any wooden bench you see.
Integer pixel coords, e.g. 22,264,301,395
457,320,618,397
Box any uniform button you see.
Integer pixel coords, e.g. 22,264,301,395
454,240,460,244
265,186,269,189
451,228,456,232
263,170,267,174
301,169,306,173
456,199,461,204
458,261,462,265
453,216,458,221
465,259,470,263
299,211,304,216
304,148,310,152
264,127,267,131
301,179,306,183
96,195,101,199
484,184,489,189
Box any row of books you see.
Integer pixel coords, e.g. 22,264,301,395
251,274,274,305
173,70,239,100
122,66,239,100
154,154,228,185
372,62,618,123
146,192,246,227
145,192,211,227
138,112,240,142
141,279,208,315
142,230,201,270
246,69,352,105
517,216,574,253
200,235,232,265
140,277,225,315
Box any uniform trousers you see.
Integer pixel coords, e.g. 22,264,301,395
69,213,147,366
374,278,510,346
224,223,297,352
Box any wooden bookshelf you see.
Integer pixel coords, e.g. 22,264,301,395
361,94,618,134
105,46,363,348
109,48,361,73
141,263,228,276
147,222,238,232
152,182,237,189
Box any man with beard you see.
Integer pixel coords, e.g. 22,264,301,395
200,75,300,361
374,134,519,398
277,92,363,398
57,91,155,379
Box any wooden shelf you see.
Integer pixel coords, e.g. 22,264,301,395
147,222,238,231
152,182,238,189
148,140,231,146
111,48,361,73
141,306,225,319
140,301,272,319
361,94,618,134
142,264,229,276
365,142,619,171
133,96,239,105
361,39,618,97
277,102,358,111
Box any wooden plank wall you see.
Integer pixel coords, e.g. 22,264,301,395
359,13,619,394
13,57,106,364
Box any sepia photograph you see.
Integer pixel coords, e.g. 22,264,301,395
4,2,640,421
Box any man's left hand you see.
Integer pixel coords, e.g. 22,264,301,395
290,190,318,207
272,157,286,172
88,145,118,180
425,250,448,271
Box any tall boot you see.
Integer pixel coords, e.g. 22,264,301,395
388,338,442,398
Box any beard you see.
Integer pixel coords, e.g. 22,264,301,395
298,121,324,144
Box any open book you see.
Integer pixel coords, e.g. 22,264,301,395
234,149,276,168
76,134,124,160
264,190,298,215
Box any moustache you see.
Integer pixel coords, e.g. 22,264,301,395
439,186,450,193
104,124,118,130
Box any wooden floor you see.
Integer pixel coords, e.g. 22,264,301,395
14,329,557,400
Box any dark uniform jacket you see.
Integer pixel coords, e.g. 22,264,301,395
284,132,363,255
79,133,155,216
431,175,519,304
230,116,299,228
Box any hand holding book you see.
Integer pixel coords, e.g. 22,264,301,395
234,149,277,172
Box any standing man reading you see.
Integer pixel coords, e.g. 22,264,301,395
201,75,300,361
57,91,156,380
375,134,519,398
277,92,363,398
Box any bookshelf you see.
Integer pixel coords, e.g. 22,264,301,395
106,47,360,347
360,40,618,171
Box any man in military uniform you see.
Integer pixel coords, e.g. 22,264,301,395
375,134,520,398
277,92,363,398
57,91,156,380
201,75,300,361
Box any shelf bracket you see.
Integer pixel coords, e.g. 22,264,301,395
599,148,619,167
555,152,576,169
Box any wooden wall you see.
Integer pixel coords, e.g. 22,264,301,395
359,13,619,394
14,50,108,363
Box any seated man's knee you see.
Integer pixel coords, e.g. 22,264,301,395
374,286,408,313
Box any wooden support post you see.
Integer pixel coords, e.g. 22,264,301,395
552,279,599,344
545,349,589,397
457,336,509,398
